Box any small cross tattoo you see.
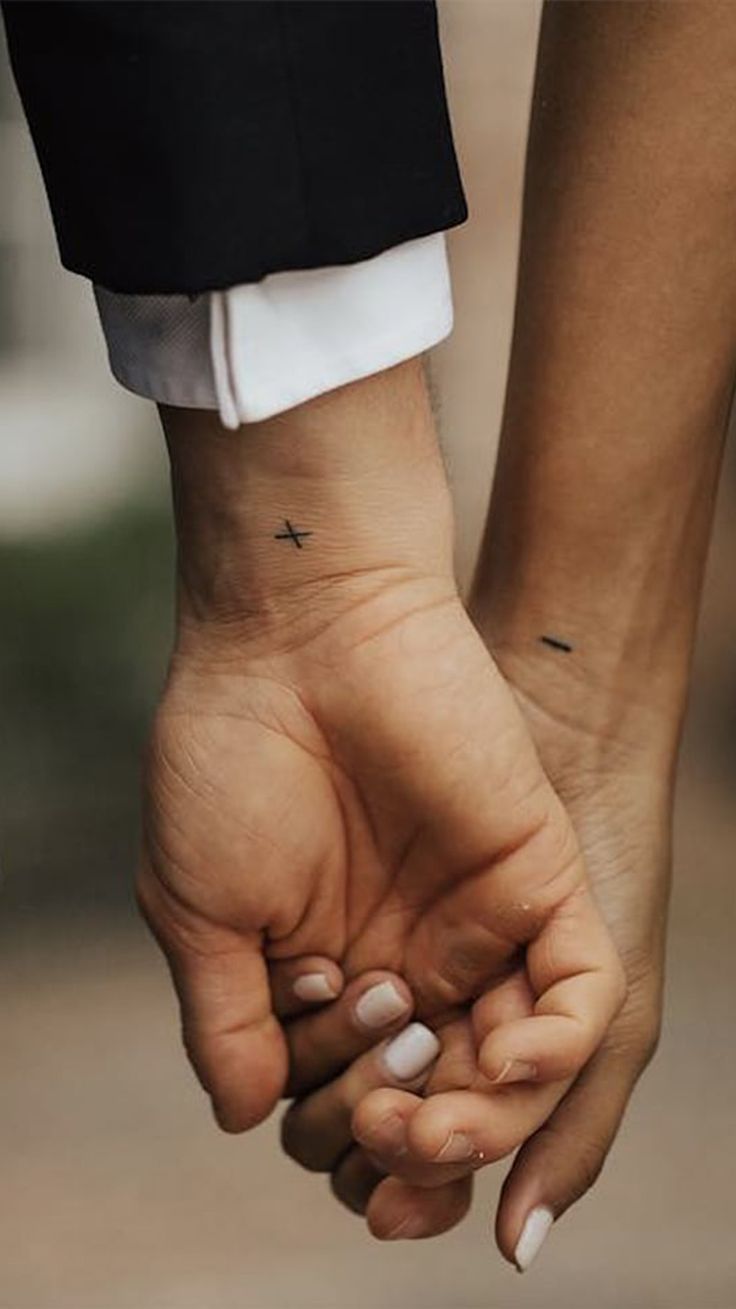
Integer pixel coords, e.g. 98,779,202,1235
274,519,313,549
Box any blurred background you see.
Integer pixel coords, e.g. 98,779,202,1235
1,4,735,1307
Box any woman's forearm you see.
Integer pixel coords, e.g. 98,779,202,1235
472,0,736,770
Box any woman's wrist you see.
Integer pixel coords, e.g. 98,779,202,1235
468,584,687,785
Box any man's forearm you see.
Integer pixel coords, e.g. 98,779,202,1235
472,0,736,769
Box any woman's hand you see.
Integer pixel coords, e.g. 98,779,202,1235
276,651,670,1268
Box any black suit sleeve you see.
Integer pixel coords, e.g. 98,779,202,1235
1,0,467,294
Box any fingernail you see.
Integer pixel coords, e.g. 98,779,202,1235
434,1131,476,1163
514,1206,554,1272
383,1022,440,1080
355,981,409,1030
490,1058,538,1085
292,973,338,1003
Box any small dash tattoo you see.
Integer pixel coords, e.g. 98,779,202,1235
539,634,574,654
274,519,313,549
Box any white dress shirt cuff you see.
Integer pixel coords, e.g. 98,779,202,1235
93,233,452,427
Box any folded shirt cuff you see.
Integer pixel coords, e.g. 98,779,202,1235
93,233,453,427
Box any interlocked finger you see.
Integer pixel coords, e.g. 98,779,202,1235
331,1148,385,1216
270,956,344,1019
281,1023,440,1173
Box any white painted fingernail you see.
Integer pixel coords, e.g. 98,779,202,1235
292,973,338,1003
354,981,409,1030
383,1023,440,1080
514,1206,554,1272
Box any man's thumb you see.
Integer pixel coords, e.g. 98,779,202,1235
138,866,287,1132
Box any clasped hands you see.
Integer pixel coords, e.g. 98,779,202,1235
138,563,630,1269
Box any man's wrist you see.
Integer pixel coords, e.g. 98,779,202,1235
159,359,456,655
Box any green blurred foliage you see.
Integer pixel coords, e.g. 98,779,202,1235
0,500,174,921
